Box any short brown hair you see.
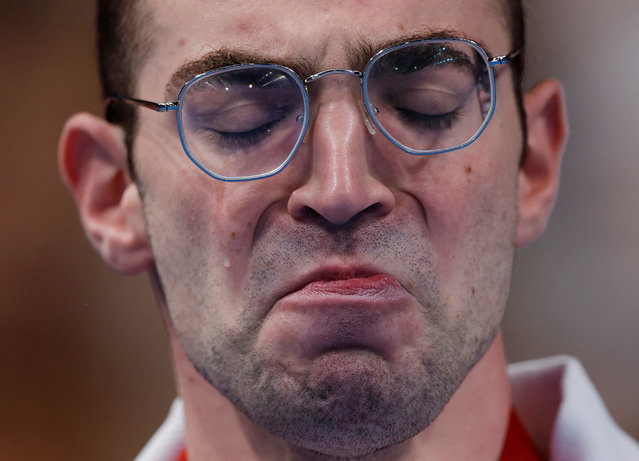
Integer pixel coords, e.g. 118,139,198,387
97,0,152,177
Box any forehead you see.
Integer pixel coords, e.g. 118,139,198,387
139,0,509,94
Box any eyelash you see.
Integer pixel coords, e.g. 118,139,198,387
202,103,296,150
394,107,461,130
203,119,277,150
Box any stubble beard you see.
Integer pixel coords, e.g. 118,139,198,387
171,208,507,458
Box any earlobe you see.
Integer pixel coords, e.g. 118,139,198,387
515,79,569,247
58,112,153,275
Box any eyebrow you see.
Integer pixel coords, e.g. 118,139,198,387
165,28,492,98
166,49,317,98
347,27,491,71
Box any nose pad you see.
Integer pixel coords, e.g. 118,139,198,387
359,100,377,136
287,84,395,226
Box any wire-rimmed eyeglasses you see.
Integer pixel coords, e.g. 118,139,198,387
111,38,521,181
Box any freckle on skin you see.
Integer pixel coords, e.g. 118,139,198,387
397,23,405,31
465,165,472,174
235,19,252,33
177,38,186,46
231,232,237,238
472,287,476,295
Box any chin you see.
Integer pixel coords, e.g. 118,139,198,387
192,337,486,457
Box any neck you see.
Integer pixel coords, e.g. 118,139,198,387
166,318,511,461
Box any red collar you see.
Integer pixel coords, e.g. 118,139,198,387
499,408,543,461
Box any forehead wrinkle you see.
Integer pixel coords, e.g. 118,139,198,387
165,48,318,99
346,27,494,70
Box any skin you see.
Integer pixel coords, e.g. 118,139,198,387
58,0,567,459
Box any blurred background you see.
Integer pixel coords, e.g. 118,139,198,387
1,0,637,459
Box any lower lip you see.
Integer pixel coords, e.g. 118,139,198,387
266,274,415,359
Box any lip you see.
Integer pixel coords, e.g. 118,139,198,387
265,266,416,360
276,266,406,303
276,271,410,316
295,273,403,298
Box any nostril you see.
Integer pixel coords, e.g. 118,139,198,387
366,202,383,214
293,202,389,227
353,202,389,221
298,206,320,220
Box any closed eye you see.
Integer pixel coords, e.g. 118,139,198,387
203,117,282,149
393,106,461,130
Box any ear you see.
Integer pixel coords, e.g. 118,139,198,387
515,79,568,247
58,112,153,274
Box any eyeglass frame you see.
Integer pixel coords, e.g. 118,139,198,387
110,37,521,182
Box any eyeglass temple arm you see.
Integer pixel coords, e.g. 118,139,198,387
488,49,522,67
108,94,179,112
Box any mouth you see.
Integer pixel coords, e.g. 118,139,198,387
280,266,401,300
295,273,404,300
262,266,416,359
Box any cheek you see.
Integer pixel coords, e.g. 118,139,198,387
145,180,261,283
136,118,273,259
134,127,283,329
412,156,516,268
404,130,521,319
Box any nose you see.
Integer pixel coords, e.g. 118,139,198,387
287,85,395,226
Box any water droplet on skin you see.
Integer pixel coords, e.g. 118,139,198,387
223,257,231,269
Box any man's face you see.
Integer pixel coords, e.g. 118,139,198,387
134,0,522,456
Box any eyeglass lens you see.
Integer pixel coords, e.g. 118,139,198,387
179,67,307,178
178,39,492,179
365,40,491,153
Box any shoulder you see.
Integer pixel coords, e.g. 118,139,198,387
508,355,639,461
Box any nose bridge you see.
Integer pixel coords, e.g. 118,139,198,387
286,71,395,226
304,69,363,112
305,72,371,181
303,69,378,140
305,69,377,140
311,85,367,179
